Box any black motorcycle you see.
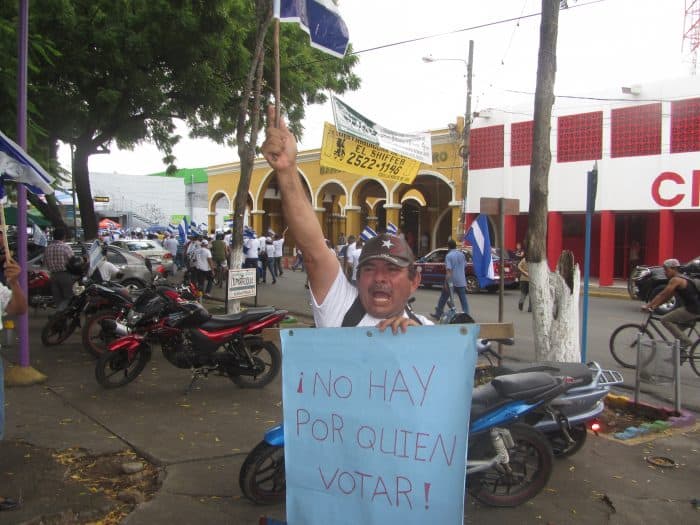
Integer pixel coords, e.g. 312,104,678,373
95,286,287,391
41,278,132,350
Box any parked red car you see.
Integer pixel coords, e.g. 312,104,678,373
415,247,517,293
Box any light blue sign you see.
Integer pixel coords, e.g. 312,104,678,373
281,325,478,525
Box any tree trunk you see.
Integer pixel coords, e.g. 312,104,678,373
73,143,97,240
528,0,582,361
226,0,272,313
531,252,581,362
26,192,66,229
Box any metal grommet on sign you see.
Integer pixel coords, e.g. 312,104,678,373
366,331,373,337
288,330,294,336
460,327,468,335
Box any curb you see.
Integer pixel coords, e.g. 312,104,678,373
587,289,631,299
605,394,697,442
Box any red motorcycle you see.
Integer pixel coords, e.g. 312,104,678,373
95,286,286,390
84,275,198,358
29,270,53,308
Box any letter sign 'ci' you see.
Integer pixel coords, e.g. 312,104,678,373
652,172,684,207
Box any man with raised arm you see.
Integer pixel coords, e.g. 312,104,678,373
261,106,431,332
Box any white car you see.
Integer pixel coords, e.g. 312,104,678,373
111,239,174,273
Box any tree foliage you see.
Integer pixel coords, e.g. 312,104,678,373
1,0,359,240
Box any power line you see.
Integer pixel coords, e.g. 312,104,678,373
354,0,606,55
280,0,607,72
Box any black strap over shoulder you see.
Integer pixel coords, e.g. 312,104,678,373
341,296,365,327
341,296,423,327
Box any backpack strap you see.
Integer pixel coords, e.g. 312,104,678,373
341,296,423,327
341,296,365,327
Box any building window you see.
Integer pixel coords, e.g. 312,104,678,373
671,97,700,153
469,125,504,170
557,111,603,163
510,120,533,166
611,103,662,158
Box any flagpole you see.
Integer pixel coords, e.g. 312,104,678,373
0,203,11,259
274,18,281,128
5,0,46,385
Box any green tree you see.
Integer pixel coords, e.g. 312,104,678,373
0,13,67,228
201,0,359,311
2,0,358,241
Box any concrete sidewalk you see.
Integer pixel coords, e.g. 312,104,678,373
2,273,698,525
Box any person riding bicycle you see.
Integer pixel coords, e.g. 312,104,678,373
643,258,700,354
261,105,431,332
210,233,229,279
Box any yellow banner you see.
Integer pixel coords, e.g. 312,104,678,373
320,122,420,184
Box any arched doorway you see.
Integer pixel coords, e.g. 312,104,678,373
317,181,348,247
209,192,231,232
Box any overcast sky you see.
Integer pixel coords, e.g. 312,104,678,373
57,0,689,176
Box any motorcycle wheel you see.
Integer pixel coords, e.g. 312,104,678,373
468,423,553,508
41,313,76,346
546,423,588,458
95,348,148,388
239,440,285,505
82,312,118,358
229,341,281,388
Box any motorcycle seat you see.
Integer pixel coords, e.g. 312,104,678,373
490,371,562,401
496,362,593,386
200,307,277,330
470,383,510,421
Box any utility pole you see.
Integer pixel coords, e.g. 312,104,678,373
460,40,474,237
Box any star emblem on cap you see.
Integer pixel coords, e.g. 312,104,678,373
381,239,393,249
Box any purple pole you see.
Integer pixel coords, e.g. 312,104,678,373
16,0,30,367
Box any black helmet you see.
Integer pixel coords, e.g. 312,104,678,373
66,255,86,276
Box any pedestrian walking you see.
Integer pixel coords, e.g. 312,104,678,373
195,239,214,295
431,239,469,320
273,230,286,277
518,255,531,312
262,238,277,284
293,247,306,272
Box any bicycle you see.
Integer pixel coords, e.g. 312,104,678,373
212,260,228,288
609,310,700,376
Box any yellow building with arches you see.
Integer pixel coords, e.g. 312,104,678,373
206,122,466,257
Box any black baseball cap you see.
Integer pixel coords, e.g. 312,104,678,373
358,234,415,268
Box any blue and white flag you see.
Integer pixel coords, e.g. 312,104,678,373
274,0,350,58
359,225,376,242
178,217,188,244
386,221,398,235
0,130,54,197
166,223,176,235
465,214,495,287
32,223,48,247
243,224,256,239
87,240,102,278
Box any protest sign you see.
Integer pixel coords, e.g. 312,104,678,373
331,97,433,164
281,325,477,525
320,122,421,184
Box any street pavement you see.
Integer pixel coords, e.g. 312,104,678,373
1,268,699,524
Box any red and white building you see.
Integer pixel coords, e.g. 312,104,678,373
464,76,700,285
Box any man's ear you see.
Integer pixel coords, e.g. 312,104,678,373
410,268,422,292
